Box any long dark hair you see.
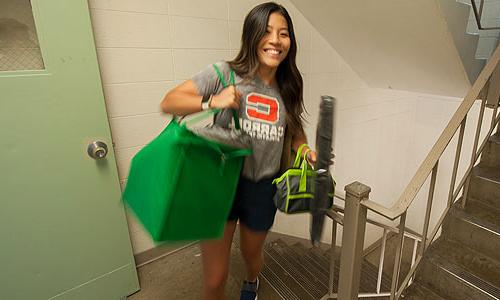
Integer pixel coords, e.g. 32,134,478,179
228,2,305,135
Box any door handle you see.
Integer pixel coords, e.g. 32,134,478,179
87,141,108,159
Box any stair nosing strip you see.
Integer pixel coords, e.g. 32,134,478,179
467,197,500,214
451,206,500,236
461,217,500,236
431,258,500,299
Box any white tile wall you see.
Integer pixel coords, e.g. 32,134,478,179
109,113,168,149
229,20,244,50
91,10,171,48
104,81,175,117
170,16,230,49
169,0,228,19
97,48,174,83
227,0,265,21
172,49,231,80
88,0,169,14
90,0,474,253
115,146,142,180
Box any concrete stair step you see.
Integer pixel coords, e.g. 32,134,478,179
465,198,500,230
401,282,446,300
423,239,500,288
469,165,500,208
417,239,500,299
480,134,500,168
443,201,500,261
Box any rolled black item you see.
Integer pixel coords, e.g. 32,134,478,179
310,95,336,246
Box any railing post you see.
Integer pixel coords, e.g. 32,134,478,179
487,58,500,108
462,97,487,209
338,182,370,300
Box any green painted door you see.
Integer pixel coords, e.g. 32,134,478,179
0,1,139,299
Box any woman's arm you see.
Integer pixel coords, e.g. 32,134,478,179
161,80,241,116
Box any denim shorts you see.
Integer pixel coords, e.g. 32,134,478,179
227,175,278,232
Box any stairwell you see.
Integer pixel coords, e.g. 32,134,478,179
401,132,500,299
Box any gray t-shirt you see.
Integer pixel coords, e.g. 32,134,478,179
192,61,287,182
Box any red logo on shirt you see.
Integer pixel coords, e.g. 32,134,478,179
246,93,279,124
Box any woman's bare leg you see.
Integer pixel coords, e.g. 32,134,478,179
239,224,268,281
200,221,237,300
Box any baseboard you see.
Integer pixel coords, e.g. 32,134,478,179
133,241,196,267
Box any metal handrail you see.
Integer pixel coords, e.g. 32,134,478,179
361,43,500,220
322,197,423,300
470,0,500,30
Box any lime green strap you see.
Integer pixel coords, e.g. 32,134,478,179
293,143,310,167
299,149,312,193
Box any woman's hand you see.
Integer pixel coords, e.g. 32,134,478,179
307,150,317,167
210,86,241,110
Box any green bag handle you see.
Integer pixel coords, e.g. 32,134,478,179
299,149,312,193
293,143,310,168
175,64,240,129
212,64,241,130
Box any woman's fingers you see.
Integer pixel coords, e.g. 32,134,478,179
211,85,241,109
307,151,318,166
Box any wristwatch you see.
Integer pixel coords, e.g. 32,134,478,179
201,94,213,110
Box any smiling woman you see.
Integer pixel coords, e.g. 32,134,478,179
160,2,315,300
257,13,291,73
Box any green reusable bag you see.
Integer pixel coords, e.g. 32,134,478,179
123,66,251,242
273,144,335,214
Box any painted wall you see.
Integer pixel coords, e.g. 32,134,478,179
88,0,492,254
288,0,474,97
